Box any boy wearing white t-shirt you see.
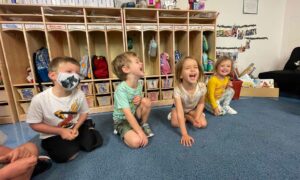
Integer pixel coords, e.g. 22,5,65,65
27,56,102,163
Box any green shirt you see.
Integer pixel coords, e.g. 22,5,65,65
113,81,143,123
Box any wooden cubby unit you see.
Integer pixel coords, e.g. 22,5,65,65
0,4,218,121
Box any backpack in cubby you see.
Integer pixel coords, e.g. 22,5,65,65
92,55,109,79
160,52,171,75
79,55,91,79
33,47,50,82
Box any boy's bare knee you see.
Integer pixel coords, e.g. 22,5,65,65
141,98,151,108
126,136,141,149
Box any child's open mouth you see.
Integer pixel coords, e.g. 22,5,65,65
189,74,197,80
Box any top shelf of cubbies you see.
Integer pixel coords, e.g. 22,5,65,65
43,6,84,23
189,11,218,24
124,8,157,23
123,8,218,25
85,8,122,24
0,4,42,22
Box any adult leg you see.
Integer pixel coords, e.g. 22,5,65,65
41,136,80,163
0,142,38,180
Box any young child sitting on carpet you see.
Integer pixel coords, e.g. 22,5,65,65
205,56,238,116
168,56,207,147
27,56,103,163
112,52,154,149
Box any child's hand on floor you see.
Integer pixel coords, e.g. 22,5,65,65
213,108,221,116
181,134,194,147
60,128,77,141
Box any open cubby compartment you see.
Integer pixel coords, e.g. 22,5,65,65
69,30,88,61
0,30,31,85
43,6,84,23
95,80,110,94
126,30,143,58
147,90,159,102
159,30,174,73
85,95,95,108
174,30,188,62
19,102,30,114
161,90,173,100
203,30,216,62
47,30,70,58
24,30,48,83
112,80,122,92
189,30,202,62
85,8,122,23
78,82,94,95
159,10,188,24
143,30,159,76
146,77,159,90
161,76,174,89
88,30,107,59
0,88,8,103
96,95,111,107
124,9,157,23
107,30,125,78
189,11,218,24
0,104,11,117
0,5,42,22
16,86,36,101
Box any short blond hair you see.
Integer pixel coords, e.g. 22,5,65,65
49,56,80,72
175,56,204,86
111,52,137,81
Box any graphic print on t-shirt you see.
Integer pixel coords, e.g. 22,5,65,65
54,99,80,128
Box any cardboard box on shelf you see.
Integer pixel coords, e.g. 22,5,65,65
240,87,279,98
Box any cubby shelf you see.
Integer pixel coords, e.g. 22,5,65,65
0,4,218,121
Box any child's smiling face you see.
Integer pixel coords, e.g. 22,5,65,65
180,58,199,84
216,59,232,77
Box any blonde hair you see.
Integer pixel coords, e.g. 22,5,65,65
175,56,204,86
214,56,234,75
49,56,80,72
111,52,137,81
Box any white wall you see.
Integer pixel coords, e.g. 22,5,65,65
204,0,287,76
281,0,300,64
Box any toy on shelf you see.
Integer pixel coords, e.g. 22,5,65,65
26,67,34,83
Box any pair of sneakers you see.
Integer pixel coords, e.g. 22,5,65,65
113,123,154,138
32,156,52,177
222,106,238,115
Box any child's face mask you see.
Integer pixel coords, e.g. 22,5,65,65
57,72,80,91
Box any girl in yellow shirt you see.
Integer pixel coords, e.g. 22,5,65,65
205,56,238,116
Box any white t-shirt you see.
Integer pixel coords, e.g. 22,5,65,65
174,82,207,113
26,87,89,139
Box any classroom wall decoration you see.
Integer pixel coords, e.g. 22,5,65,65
216,24,268,61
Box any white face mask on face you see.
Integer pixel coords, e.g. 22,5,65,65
57,72,80,91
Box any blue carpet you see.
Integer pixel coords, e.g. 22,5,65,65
28,97,300,180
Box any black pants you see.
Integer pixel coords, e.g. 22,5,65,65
41,122,103,163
